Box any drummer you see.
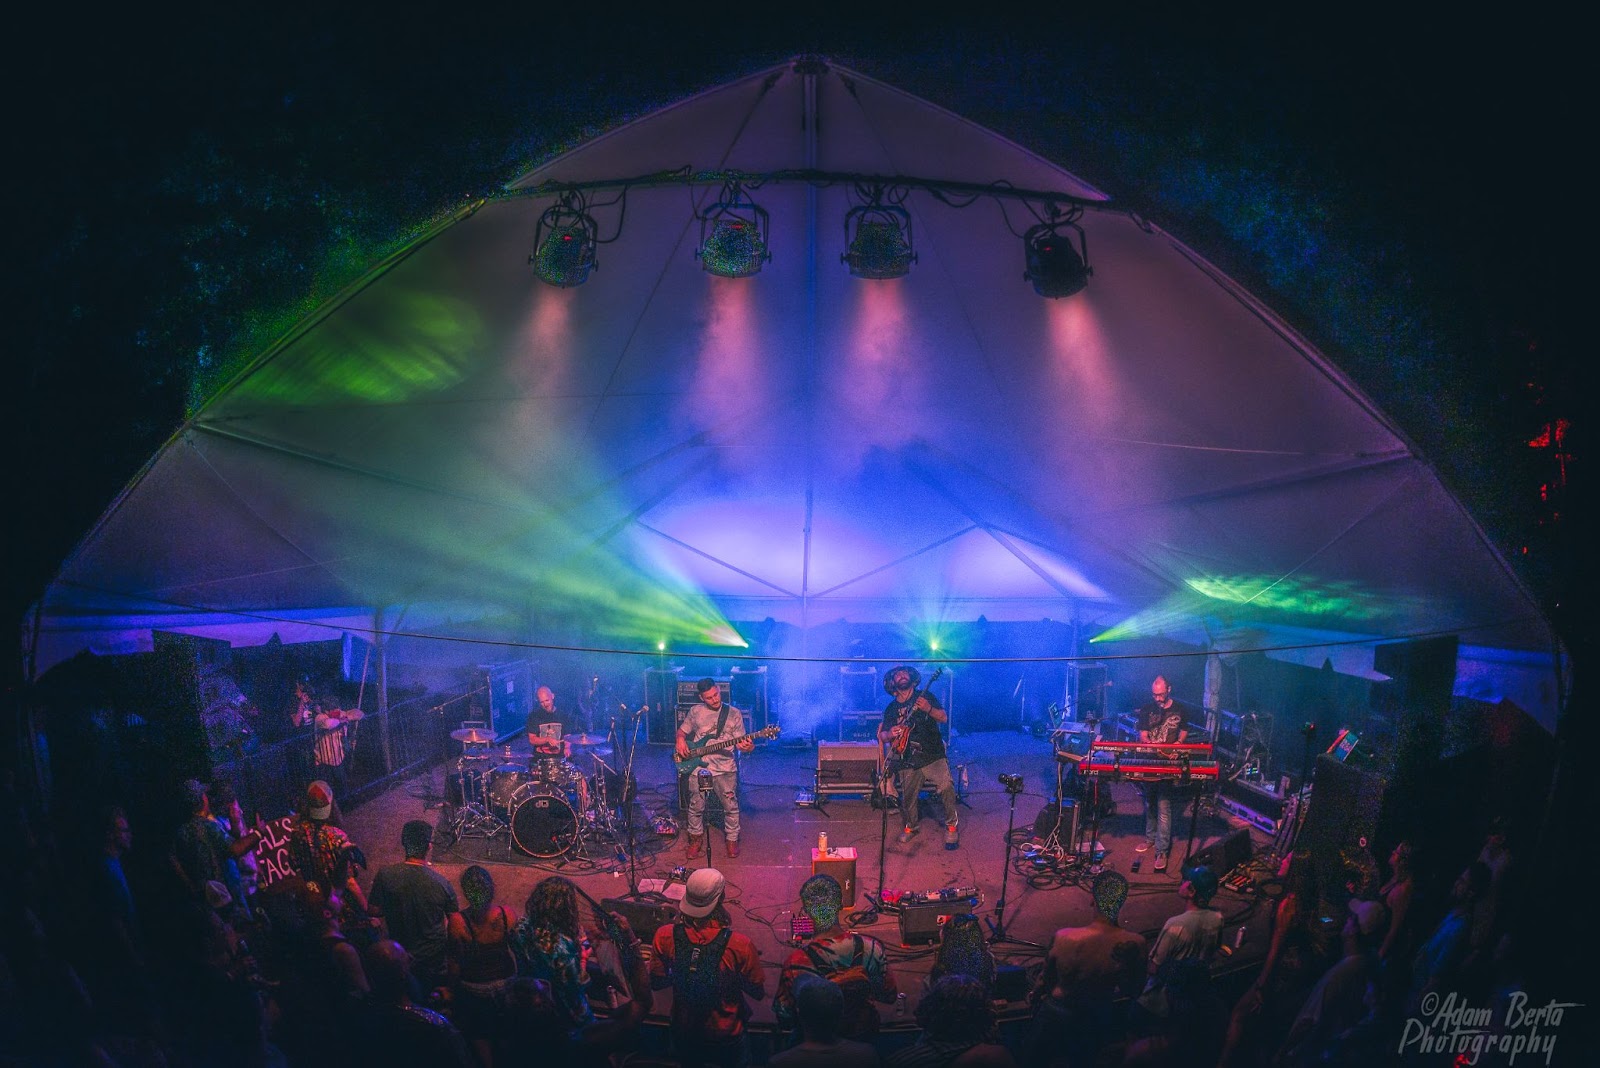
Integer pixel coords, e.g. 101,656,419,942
526,686,572,760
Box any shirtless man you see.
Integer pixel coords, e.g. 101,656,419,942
1025,871,1147,1068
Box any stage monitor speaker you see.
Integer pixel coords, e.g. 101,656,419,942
898,900,974,946
1187,827,1252,876
817,742,881,794
600,896,677,940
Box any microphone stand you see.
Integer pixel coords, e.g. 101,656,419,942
853,749,896,926
987,780,1040,947
612,705,656,902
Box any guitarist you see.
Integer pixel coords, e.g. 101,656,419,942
877,666,960,850
676,678,753,859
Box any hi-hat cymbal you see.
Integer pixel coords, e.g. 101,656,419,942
450,727,495,744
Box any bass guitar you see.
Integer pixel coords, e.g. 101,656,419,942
674,723,781,775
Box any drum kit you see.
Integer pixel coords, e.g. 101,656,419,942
445,727,635,863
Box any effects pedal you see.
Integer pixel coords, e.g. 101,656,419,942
1130,857,1142,873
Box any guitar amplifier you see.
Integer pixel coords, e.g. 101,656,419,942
817,742,881,795
812,847,858,906
898,889,981,946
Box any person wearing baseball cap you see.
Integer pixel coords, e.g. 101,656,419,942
286,779,371,918
649,867,766,1067
306,780,335,821
1137,864,1223,1020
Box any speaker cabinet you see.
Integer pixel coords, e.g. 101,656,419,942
898,900,974,946
600,896,677,940
817,742,881,795
643,668,683,744
1032,799,1078,847
731,666,768,730
1188,827,1253,876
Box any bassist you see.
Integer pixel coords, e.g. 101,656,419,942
675,678,753,859
877,666,960,850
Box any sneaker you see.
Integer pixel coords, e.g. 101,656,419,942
897,825,920,844
1154,851,1169,872
685,833,704,857
1135,840,1152,853
944,823,959,850
725,839,740,858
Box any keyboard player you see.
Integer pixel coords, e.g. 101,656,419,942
1135,676,1199,872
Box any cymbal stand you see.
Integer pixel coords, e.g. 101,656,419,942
588,751,630,873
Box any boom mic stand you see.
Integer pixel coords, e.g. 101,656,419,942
987,775,1040,947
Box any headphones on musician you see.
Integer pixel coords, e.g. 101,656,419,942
884,666,921,694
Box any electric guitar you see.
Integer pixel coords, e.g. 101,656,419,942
674,724,781,775
888,668,944,762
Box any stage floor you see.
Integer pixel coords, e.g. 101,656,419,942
341,728,1277,1023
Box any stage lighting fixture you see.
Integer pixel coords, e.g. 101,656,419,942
530,193,599,287
1023,216,1092,298
842,204,916,279
696,181,771,278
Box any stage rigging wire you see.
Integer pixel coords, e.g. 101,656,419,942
39,581,1537,671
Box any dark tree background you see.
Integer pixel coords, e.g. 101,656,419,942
6,9,1585,697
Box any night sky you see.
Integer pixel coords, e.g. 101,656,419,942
6,10,1585,688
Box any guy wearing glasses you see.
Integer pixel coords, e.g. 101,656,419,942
1135,676,1194,873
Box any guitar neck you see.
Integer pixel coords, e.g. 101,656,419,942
677,725,778,765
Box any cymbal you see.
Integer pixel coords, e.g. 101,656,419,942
340,708,365,721
567,733,608,749
450,727,495,744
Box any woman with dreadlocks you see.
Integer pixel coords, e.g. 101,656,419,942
510,875,594,1033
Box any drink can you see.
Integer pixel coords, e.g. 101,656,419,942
818,831,828,855
1235,925,1247,949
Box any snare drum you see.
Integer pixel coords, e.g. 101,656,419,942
485,763,531,818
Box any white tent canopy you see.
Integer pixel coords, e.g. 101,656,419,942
31,59,1560,727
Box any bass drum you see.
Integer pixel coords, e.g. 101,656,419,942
510,783,580,858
